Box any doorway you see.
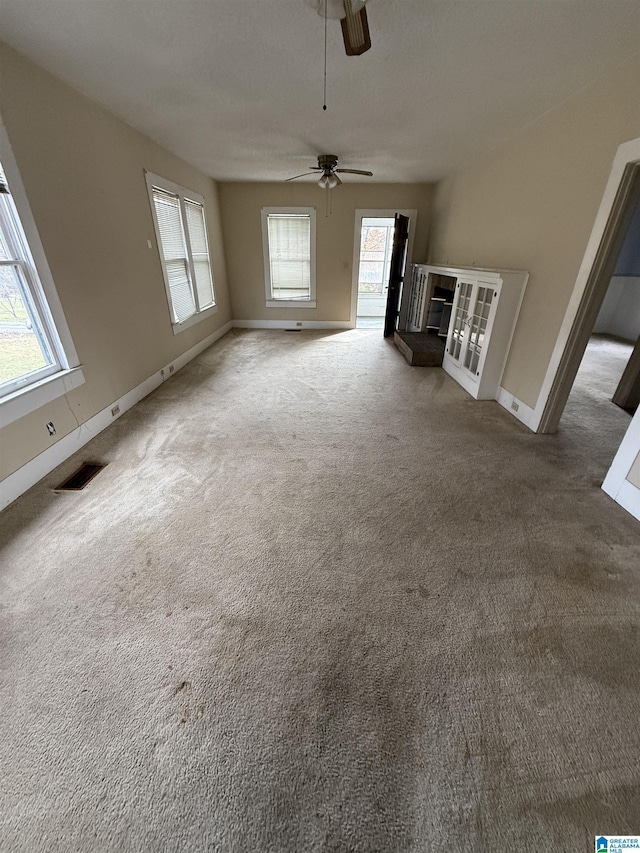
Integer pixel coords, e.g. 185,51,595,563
350,209,417,329
534,137,640,520
537,150,640,434
556,197,640,483
559,335,636,480
559,189,640,427
355,216,395,329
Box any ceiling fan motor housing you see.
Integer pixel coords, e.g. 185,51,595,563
318,154,339,171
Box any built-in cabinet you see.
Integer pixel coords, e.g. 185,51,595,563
402,264,528,400
406,266,456,338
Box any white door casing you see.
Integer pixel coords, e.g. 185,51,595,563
350,209,417,328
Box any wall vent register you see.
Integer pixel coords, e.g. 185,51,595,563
55,462,107,491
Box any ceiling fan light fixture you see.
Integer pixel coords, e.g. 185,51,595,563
318,173,339,189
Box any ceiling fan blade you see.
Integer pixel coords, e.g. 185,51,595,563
285,172,318,181
341,3,371,56
336,169,373,176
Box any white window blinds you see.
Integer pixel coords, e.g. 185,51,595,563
147,173,217,330
151,187,196,323
267,214,311,300
185,199,214,310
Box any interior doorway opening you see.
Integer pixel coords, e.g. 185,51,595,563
529,138,640,519
355,217,395,328
557,173,640,480
560,335,636,480
538,156,640,433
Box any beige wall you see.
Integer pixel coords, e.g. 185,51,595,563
429,54,640,409
0,44,231,480
218,182,433,323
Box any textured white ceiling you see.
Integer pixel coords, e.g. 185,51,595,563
1,1,639,183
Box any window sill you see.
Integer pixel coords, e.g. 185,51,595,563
172,304,218,335
0,366,85,428
266,300,317,309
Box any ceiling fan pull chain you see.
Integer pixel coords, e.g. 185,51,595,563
323,0,328,110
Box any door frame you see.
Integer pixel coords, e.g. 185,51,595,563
350,209,417,328
531,136,640,522
533,137,640,433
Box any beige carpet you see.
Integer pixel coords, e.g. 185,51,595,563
1,329,639,852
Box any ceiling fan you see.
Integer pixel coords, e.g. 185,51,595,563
286,154,373,189
304,0,371,57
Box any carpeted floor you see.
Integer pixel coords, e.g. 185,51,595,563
1,329,639,852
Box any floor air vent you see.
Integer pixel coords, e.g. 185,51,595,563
55,463,107,491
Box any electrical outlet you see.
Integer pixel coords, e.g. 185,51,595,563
46,421,56,436
168,365,174,374
111,404,120,417
511,401,519,412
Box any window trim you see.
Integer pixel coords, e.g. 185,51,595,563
0,118,83,425
145,171,217,335
0,366,85,429
0,213,63,396
261,207,317,309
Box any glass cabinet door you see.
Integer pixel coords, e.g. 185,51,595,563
448,280,473,362
408,267,427,331
462,285,495,376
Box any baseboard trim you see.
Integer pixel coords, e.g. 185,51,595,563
496,386,537,431
0,321,233,511
233,319,352,330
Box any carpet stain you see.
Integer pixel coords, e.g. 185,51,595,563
404,585,430,600
523,778,640,834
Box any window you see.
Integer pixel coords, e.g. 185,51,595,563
146,172,216,333
0,148,82,423
261,207,316,308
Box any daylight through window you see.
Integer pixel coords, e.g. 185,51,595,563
146,172,216,332
0,160,66,398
